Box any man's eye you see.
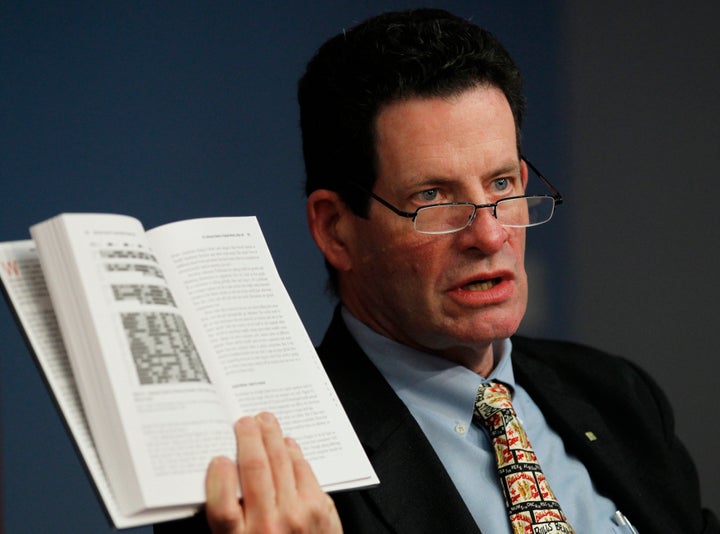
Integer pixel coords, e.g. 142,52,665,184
493,178,510,191
419,189,439,202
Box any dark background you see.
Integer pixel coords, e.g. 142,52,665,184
1,1,717,531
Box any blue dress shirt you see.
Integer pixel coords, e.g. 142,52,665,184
342,308,639,533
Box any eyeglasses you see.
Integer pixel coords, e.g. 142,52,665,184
354,159,563,235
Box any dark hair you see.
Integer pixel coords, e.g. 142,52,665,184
299,8,525,211
298,8,525,291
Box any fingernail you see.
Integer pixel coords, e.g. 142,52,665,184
256,412,276,425
235,416,255,431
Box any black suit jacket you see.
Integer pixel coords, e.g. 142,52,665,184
318,310,718,534
156,309,719,533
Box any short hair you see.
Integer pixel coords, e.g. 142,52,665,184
299,8,525,210
298,8,525,291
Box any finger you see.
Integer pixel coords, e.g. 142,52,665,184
205,456,243,534
284,436,320,495
234,416,276,519
257,412,297,506
285,437,343,533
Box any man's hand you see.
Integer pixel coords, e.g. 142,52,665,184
205,412,343,534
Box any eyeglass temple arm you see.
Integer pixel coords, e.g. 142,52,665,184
522,157,563,205
349,182,417,218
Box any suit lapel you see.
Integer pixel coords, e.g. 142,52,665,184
511,340,667,531
319,310,480,533
513,350,633,469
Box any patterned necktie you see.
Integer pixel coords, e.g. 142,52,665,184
473,381,575,534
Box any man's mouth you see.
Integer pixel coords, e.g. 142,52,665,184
462,277,501,291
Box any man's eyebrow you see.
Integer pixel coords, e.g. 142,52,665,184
485,161,522,177
398,161,522,189
409,176,457,187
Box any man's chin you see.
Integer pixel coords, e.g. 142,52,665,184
454,317,523,345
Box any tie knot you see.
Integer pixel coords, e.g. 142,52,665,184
473,381,514,426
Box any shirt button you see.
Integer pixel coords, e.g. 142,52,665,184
454,423,467,435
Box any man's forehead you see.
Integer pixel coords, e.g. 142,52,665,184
372,87,520,186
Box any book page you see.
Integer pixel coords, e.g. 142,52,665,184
0,241,197,528
30,214,234,515
147,217,378,493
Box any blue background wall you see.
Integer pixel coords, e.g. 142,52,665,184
1,2,716,532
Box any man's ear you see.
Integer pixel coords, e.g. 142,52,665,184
306,189,354,273
520,159,529,190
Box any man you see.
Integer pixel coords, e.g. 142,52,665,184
159,8,718,533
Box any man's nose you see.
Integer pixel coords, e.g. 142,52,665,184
459,204,508,252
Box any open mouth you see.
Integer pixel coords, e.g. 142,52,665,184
462,277,501,291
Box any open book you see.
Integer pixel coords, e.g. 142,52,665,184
0,214,378,529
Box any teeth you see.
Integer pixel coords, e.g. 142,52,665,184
464,278,499,291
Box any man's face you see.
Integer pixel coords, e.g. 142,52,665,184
338,85,528,371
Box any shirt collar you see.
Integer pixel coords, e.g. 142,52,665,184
341,307,516,426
